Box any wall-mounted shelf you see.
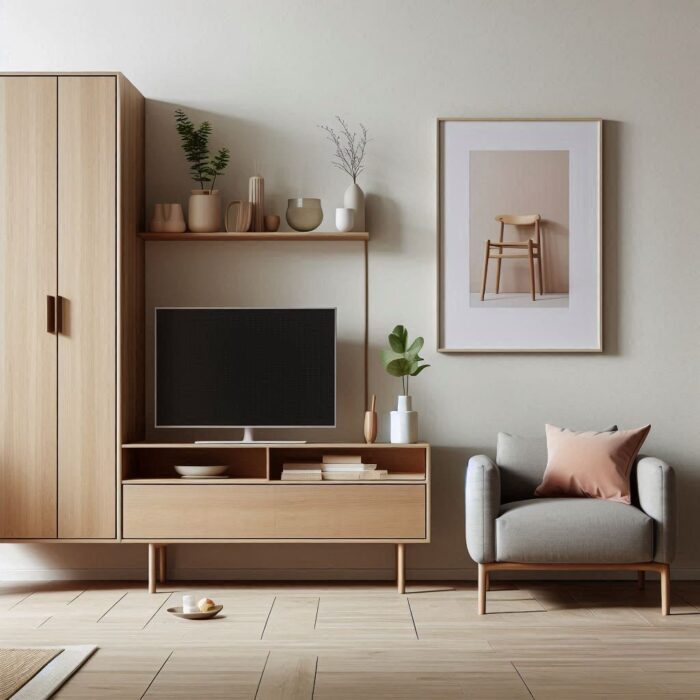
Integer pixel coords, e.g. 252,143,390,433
138,231,369,242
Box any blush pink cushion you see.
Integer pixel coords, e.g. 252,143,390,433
534,424,651,504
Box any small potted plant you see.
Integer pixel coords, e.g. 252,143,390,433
174,109,230,232
381,325,430,443
318,116,368,232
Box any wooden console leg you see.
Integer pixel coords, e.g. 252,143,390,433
158,545,167,584
148,544,157,594
485,570,490,592
637,570,645,591
660,564,670,616
396,544,405,594
478,564,487,615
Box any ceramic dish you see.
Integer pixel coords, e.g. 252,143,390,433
174,465,228,477
167,605,223,620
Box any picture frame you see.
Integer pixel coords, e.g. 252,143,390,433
437,118,602,352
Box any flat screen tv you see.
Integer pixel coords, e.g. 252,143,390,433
155,308,336,431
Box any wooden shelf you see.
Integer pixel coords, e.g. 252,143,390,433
138,231,369,242
121,442,429,449
122,478,269,484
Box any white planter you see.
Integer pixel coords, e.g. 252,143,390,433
188,189,221,232
335,207,354,232
390,395,418,444
343,182,365,231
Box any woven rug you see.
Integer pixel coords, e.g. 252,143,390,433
0,648,63,700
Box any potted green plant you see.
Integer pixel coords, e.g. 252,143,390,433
174,109,230,232
381,325,430,443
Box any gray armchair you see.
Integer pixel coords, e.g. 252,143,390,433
466,432,676,615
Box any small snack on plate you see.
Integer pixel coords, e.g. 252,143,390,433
198,597,216,612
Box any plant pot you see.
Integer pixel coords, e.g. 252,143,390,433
343,182,365,231
286,198,323,232
390,395,418,444
188,189,221,232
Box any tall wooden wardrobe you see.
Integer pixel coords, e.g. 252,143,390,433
0,73,145,540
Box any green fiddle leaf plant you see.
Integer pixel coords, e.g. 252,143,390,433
380,325,430,396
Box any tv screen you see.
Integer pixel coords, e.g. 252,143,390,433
155,308,336,428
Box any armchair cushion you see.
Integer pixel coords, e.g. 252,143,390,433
495,498,653,563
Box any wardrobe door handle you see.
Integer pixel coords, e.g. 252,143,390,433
46,295,56,334
56,295,63,334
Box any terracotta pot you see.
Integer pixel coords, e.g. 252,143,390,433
188,190,221,232
161,203,186,233
264,214,281,232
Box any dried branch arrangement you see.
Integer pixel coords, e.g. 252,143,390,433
318,116,369,183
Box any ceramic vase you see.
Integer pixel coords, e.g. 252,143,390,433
225,201,254,233
343,182,365,232
363,394,377,444
264,214,281,232
390,395,418,444
286,198,323,232
249,176,265,232
335,207,354,233
188,190,221,232
161,203,186,233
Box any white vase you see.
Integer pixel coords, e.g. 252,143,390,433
343,182,365,231
335,207,354,232
390,395,418,444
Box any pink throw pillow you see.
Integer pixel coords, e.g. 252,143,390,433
534,424,651,504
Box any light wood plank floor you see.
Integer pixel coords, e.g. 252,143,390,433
2,579,700,698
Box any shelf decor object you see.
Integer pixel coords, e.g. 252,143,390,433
319,116,368,232
249,176,265,232
286,197,323,232
188,189,221,232
150,203,186,233
363,394,378,444
437,118,602,352
336,207,354,233
138,231,368,241
225,200,254,233
264,214,280,232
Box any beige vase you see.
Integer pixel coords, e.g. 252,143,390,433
188,190,221,232
161,203,186,233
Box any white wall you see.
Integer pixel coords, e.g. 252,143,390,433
1,0,698,581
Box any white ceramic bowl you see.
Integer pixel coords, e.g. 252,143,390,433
174,465,228,477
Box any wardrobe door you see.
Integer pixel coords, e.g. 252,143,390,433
0,77,58,538
57,76,116,538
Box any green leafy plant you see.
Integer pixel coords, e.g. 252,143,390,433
174,108,230,190
380,325,430,396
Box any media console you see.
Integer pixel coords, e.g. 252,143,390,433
121,442,430,593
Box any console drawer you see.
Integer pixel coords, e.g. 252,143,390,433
122,484,426,540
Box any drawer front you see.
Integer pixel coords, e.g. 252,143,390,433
122,484,426,540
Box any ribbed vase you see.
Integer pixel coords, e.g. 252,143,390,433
249,176,265,232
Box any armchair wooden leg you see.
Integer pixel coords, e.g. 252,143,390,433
480,240,490,301
660,564,670,615
158,545,167,584
637,570,645,590
478,564,487,615
396,544,405,594
148,543,157,594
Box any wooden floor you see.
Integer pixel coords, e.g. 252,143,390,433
3,579,700,698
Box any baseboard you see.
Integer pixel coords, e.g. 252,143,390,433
2,566,700,582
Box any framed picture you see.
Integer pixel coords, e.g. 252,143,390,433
437,118,602,352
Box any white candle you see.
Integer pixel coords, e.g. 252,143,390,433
182,594,197,613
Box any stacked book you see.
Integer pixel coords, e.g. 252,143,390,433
320,455,387,480
280,455,388,481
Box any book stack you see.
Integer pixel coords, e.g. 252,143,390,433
320,455,387,480
280,463,323,481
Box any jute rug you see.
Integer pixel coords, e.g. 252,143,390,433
0,645,96,699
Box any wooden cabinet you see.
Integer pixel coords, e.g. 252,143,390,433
0,73,144,540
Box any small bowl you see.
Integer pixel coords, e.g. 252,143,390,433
174,465,228,477
167,605,223,620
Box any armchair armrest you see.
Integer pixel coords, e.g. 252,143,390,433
465,455,501,564
636,456,676,563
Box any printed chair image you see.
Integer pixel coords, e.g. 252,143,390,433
480,214,543,301
465,433,676,615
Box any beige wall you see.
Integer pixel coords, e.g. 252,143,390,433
469,150,569,294
0,0,699,581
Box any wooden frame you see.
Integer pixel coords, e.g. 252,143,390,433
437,117,603,353
477,562,671,615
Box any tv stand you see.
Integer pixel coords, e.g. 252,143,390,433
120,442,431,594
195,427,307,444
